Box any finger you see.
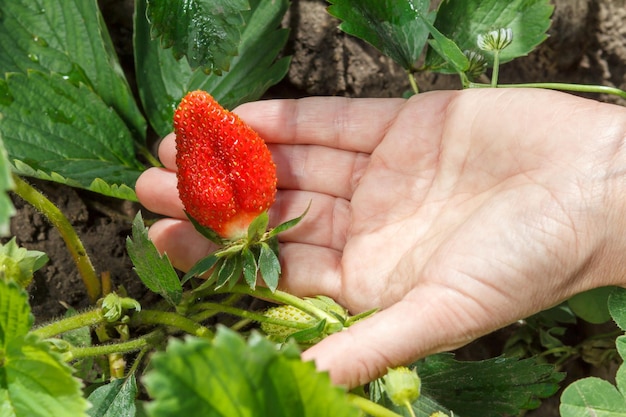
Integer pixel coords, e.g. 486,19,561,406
271,190,350,251
155,129,369,200
301,286,485,389
157,133,177,170
135,167,186,219
276,242,343,300
234,97,405,152
271,144,369,199
147,218,218,272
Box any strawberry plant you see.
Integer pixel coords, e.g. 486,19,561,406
0,0,624,416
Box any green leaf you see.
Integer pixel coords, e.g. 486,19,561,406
568,286,615,324
0,281,88,416
146,0,249,74
426,0,553,73
0,237,48,287
0,71,144,200
418,16,468,73
87,375,138,417
560,336,626,416
0,334,90,417
327,0,432,70
135,0,291,138
0,135,15,237
126,212,182,306
609,287,626,331
258,242,280,292
415,354,563,417
143,328,359,417
0,0,146,140
0,280,32,348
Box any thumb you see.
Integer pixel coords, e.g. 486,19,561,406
301,286,478,388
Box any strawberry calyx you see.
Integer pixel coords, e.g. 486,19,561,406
183,204,310,292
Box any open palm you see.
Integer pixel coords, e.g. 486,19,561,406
136,88,626,388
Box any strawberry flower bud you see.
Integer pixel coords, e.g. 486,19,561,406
383,366,421,407
174,91,277,240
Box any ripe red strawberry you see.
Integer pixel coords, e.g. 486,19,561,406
174,91,277,240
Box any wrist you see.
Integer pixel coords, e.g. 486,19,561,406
598,102,626,287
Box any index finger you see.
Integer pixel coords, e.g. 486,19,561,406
234,96,406,152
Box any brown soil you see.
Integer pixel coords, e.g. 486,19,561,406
9,1,626,415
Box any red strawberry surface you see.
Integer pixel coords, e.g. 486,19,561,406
174,91,277,240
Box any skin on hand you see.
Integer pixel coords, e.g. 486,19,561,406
136,88,626,388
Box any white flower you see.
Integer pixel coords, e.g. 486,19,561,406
477,28,513,52
464,50,487,77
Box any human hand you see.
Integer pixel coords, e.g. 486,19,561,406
136,88,626,388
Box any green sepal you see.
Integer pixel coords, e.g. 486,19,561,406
184,211,227,246
345,308,379,326
182,252,220,284
248,211,270,241
215,256,243,290
267,203,311,238
289,319,326,344
258,242,280,292
242,247,259,289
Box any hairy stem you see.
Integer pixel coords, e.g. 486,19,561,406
12,174,100,302
130,310,213,338
32,308,104,339
68,330,164,360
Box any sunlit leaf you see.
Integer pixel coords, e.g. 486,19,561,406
0,0,146,140
0,281,88,417
135,0,290,137
0,71,143,200
143,328,359,417
146,0,249,74
87,375,138,417
327,0,433,70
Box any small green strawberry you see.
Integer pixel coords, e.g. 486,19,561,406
261,304,323,343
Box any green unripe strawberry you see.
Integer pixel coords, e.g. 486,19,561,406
383,366,421,407
261,304,319,342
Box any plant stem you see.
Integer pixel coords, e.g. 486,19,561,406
137,144,162,168
490,51,500,87
190,302,316,330
346,394,404,417
469,81,626,99
68,330,164,360
404,400,417,417
11,174,101,303
407,70,419,94
32,308,105,339
130,310,213,338
216,284,337,323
